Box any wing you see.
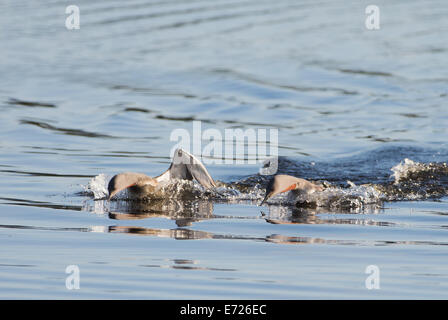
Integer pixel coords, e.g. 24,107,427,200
156,148,216,188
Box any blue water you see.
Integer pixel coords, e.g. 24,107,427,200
0,0,447,299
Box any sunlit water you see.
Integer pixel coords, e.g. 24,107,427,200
0,0,447,299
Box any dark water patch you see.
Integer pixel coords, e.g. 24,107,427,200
210,68,359,96
338,69,395,78
0,224,88,232
423,211,448,216
81,153,158,159
357,135,415,143
3,202,83,211
0,264,36,268
124,107,154,113
19,120,116,139
21,146,89,153
110,150,150,155
0,169,94,178
397,113,428,119
75,149,161,159
215,14,309,36
0,197,50,205
172,259,195,264
7,98,56,108
109,84,197,99
106,1,332,39
223,119,292,129
85,0,215,16
94,0,269,26
22,150,59,155
0,197,83,211
155,115,197,122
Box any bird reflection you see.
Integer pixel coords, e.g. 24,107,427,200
109,226,213,240
263,203,384,225
83,197,392,245
107,198,214,227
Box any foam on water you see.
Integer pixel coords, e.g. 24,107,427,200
85,173,109,199
380,158,448,201
391,158,424,184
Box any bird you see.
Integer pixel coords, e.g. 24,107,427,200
107,148,216,200
260,174,324,205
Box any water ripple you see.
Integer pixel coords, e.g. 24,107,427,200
19,120,117,139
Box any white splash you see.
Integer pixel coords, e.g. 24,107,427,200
86,174,109,199
312,184,382,209
390,158,421,184
211,183,266,202
88,226,108,233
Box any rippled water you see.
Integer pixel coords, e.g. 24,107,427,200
1,0,448,299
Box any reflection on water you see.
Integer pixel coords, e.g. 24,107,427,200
73,197,444,246
108,199,214,227
84,194,384,224
3,214,447,246
140,260,237,272
1,0,447,299
3,191,447,248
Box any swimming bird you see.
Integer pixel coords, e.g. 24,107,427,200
260,174,324,205
108,148,216,200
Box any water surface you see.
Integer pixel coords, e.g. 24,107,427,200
0,0,447,299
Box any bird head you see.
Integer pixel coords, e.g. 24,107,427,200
260,175,298,205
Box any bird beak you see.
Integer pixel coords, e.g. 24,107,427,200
107,190,116,201
259,194,270,206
